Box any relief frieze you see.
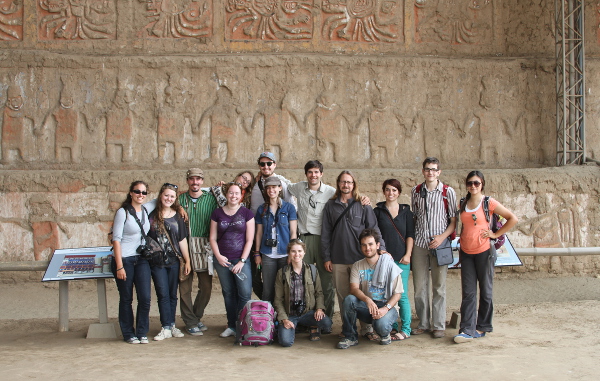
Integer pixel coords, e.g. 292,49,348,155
0,0,23,41
138,0,212,38
38,0,117,40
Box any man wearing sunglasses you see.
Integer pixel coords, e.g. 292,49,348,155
177,168,218,336
250,152,295,214
410,157,457,339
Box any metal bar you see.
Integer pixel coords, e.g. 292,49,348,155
517,247,599,256
0,261,49,271
58,281,69,332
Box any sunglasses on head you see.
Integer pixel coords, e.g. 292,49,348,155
466,181,482,187
163,183,178,189
132,190,148,195
259,161,274,167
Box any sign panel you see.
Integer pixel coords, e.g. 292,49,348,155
42,247,114,282
449,236,522,269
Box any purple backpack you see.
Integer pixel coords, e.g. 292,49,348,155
236,300,276,346
483,197,506,250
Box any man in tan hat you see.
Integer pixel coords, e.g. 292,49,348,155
178,168,218,336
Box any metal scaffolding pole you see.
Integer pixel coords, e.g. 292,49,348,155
556,0,586,165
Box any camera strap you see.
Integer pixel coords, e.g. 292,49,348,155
332,199,357,233
127,205,150,244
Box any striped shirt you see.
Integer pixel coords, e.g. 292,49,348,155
178,191,218,238
411,181,457,249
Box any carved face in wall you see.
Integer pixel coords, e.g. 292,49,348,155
41,0,69,14
6,86,23,111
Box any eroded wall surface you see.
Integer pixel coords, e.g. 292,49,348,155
1,1,599,274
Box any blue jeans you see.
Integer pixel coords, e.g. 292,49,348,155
394,261,411,336
214,259,252,329
261,255,288,303
278,311,333,347
112,255,152,341
341,295,398,341
151,260,180,328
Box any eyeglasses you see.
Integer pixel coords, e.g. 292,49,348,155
163,183,178,189
466,181,482,187
308,195,316,209
259,161,274,167
339,181,354,185
423,168,439,172
471,214,477,225
132,190,148,195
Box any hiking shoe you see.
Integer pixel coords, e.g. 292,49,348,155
220,327,236,338
380,334,392,345
171,326,185,338
197,322,209,332
125,337,140,344
139,336,149,344
454,333,474,344
187,326,204,336
337,338,359,349
432,329,446,338
153,327,172,341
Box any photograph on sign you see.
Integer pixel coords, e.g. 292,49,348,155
42,247,115,282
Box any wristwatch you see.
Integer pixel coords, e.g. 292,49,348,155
385,304,392,310
240,258,246,263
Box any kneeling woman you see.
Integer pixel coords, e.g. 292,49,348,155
454,171,517,344
148,183,191,341
274,239,333,347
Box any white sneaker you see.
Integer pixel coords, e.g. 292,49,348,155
139,336,149,344
154,327,172,341
219,327,236,338
197,321,209,331
171,326,184,338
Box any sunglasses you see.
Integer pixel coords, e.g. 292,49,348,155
308,194,316,209
466,181,482,187
259,161,274,167
472,214,477,225
163,183,178,189
132,190,148,195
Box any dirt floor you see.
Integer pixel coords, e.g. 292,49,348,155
1,275,600,380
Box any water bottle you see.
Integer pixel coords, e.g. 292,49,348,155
228,263,247,281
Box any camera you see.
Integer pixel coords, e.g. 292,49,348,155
137,244,151,258
292,300,306,316
265,238,278,247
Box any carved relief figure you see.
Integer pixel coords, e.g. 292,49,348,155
0,0,23,40
305,81,350,164
322,0,400,42
156,83,190,164
38,0,116,40
357,86,403,167
138,0,212,38
226,0,312,40
1,85,34,163
43,82,90,163
197,85,249,164
415,0,492,44
251,87,302,164
27,195,67,261
106,87,136,163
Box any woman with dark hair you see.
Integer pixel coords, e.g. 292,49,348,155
111,180,153,344
209,182,255,338
211,171,255,207
374,179,415,341
454,171,517,344
148,183,191,341
254,176,297,303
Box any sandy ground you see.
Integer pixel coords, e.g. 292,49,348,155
1,274,600,380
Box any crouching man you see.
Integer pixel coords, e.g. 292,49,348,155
337,228,403,349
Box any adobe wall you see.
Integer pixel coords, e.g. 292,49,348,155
1,1,599,275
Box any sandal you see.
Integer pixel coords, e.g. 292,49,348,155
363,331,380,341
309,326,321,341
391,331,409,341
411,328,429,335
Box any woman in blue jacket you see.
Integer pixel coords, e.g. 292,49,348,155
254,176,297,303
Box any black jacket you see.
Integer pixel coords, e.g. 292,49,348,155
374,202,415,262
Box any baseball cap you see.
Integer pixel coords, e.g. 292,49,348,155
258,152,276,163
186,168,204,179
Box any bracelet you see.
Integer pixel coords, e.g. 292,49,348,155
117,267,124,271
253,253,261,257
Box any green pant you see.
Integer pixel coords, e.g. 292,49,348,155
301,234,335,319
394,261,412,336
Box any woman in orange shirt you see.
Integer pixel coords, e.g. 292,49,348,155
454,171,518,344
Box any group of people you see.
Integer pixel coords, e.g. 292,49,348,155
110,153,517,348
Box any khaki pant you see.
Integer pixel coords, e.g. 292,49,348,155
301,234,335,318
179,237,213,329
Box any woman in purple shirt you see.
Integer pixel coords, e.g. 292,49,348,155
209,182,255,338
